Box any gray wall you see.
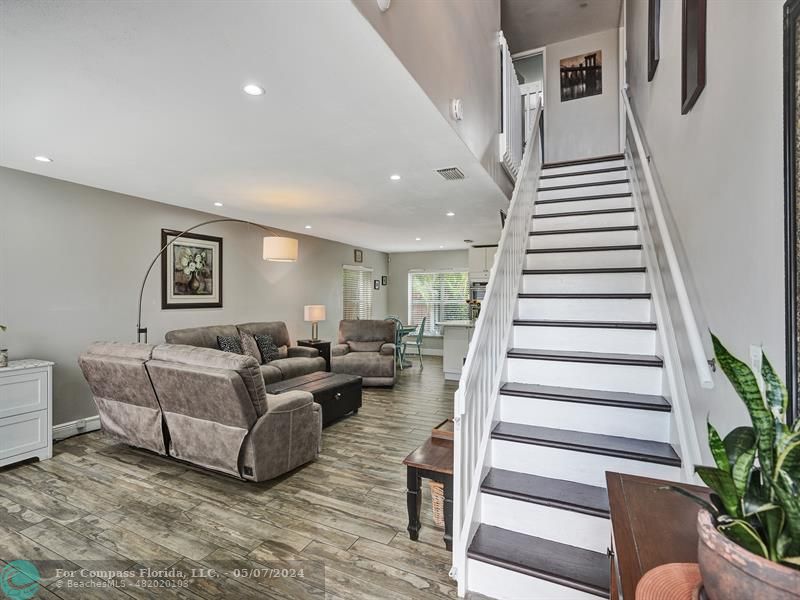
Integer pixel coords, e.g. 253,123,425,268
545,28,621,162
0,167,388,425
387,249,469,352
352,0,513,197
625,0,784,443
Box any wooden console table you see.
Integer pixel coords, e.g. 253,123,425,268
403,435,453,550
607,472,710,599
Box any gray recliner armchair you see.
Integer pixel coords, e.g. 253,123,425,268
331,320,396,387
79,342,321,481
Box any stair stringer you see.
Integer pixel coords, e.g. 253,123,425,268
625,148,702,482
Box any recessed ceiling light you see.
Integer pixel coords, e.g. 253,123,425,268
243,84,265,96
304,225,312,229
439,245,445,249
34,155,52,163
213,202,223,207
415,237,421,241
446,211,455,217
390,174,401,181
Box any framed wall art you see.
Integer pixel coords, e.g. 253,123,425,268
681,0,707,114
648,0,661,81
161,229,222,309
560,50,602,102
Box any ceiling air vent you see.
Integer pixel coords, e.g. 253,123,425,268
435,166,465,181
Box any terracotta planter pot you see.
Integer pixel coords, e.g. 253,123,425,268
697,509,800,599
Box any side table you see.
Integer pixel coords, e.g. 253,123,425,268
403,435,454,550
0,359,54,467
297,339,331,372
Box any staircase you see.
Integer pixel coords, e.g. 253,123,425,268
460,154,683,599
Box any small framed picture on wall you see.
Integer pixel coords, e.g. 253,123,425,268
354,249,363,263
373,279,380,290
381,275,388,286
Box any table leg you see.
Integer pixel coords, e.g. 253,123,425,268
443,474,453,551
406,466,422,541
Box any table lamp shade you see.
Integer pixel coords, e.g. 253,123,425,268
263,237,298,262
304,305,326,322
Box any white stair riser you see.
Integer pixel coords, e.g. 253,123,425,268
536,196,632,214
491,440,682,488
467,559,602,600
522,272,647,294
542,159,626,177
506,358,663,395
513,324,656,355
499,395,671,442
538,170,628,187
530,229,639,249
481,493,610,553
517,297,653,322
538,182,630,201
534,211,635,231
526,249,642,269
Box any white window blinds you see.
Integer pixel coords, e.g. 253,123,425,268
408,271,469,335
343,267,373,320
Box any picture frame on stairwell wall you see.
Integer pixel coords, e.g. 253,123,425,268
784,0,800,425
648,0,661,81
680,0,706,114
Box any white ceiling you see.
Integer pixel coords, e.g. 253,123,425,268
0,0,508,253
501,0,622,53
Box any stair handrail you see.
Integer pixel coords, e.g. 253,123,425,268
621,89,715,390
451,96,544,595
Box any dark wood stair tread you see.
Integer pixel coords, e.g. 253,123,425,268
530,225,638,236
523,266,646,274
481,468,610,518
527,244,642,254
543,153,625,169
518,292,651,299
513,319,656,330
507,347,663,367
534,207,634,219
491,422,681,466
499,382,671,412
536,192,633,205
540,166,627,180
467,525,610,597
539,179,629,192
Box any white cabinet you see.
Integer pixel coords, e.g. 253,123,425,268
440,322,475,381
0,360,53,467
468,246,498,281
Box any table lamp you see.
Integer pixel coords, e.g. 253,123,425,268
304,305,326,341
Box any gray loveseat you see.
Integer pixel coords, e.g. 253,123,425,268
79,341,321,481
331,320,396,387
165,321,326,384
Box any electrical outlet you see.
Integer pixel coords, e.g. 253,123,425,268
76,419,87,430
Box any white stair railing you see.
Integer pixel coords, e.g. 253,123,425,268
451,97,543,596
499,31,523,179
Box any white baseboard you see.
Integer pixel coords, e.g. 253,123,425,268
53,415,101,441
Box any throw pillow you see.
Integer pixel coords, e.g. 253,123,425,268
217,335,244,355
240,332,261,362
255,334,280,364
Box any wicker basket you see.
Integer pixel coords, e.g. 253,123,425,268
429,480,445,528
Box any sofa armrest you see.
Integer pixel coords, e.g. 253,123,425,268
265,390,315,413
288,346,320,359
332,344,350,357
380,343,396,356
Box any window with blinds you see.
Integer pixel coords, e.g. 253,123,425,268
343,267,373,320
408,271,469,335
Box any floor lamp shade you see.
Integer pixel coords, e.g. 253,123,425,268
263,236,298,262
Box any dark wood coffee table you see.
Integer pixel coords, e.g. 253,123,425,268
403,435,453,551
264,371,362,427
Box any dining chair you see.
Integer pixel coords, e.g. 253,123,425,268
402,317,426,370
384,316,405,369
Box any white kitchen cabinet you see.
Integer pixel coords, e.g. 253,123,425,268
438,321,475,381
468,245,498,281
0,360,53,467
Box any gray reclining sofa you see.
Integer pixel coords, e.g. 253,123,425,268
79,341,321,481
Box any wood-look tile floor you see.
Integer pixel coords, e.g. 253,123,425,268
0,357,457,600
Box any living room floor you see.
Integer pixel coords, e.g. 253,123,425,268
0,357,456,600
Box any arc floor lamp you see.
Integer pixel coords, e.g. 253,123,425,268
136,218,298,343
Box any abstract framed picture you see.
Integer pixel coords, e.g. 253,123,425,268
681,0,706,114
381,275,388,286
648,0,661,81
161,229,222,309
784,0,800,424
373,279,380,291
560,50,602,102
354,249,363,263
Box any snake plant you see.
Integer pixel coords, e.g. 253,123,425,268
673,334,800,569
